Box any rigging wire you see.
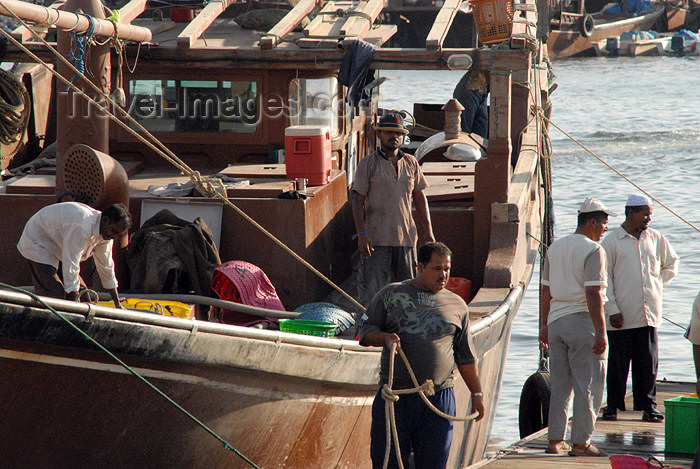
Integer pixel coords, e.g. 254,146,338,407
543,117,700,235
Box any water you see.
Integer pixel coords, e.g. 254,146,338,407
380,56,700,451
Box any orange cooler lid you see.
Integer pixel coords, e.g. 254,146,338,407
285,125,330,136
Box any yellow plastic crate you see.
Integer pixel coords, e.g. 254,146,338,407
470,0,514,44
98,298,193,318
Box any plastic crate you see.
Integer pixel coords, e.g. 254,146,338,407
470,0,514,44
664,396,700,454
279,319,338,338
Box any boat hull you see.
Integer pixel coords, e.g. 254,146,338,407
0,299,379,468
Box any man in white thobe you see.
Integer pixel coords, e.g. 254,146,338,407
600,194,679,423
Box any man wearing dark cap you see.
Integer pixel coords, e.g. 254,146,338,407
600,194,679,423
540,197,615,457
351,112,435,306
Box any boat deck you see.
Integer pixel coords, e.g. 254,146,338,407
471,381,697,469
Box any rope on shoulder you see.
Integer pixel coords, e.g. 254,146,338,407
381,343,479,469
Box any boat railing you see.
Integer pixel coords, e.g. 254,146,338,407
469,285,523,356
0,288,374,353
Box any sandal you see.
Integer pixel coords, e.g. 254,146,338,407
569,443,607,457
545,442,571,454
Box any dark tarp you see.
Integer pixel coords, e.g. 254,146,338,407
126,209,221,296
338,40,376,107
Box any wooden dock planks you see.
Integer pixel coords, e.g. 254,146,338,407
470,381,696,469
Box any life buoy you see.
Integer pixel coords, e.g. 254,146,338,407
518,370,551,439
580,14,594,38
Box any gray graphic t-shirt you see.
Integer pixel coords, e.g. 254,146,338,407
359,280,474,390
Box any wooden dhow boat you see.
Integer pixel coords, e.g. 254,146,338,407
545,0,666,58
0,0,553,466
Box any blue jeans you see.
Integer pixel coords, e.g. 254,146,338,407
370,387,455,469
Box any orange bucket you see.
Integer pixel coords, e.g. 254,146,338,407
446,277,473,303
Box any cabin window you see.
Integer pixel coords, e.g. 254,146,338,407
128,79,258,133
288,77,339,134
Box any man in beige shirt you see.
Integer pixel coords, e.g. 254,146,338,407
351,113,434,306
600,194,679,423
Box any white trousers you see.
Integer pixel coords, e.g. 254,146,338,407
547,312,607,445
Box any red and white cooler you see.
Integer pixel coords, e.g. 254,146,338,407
285,125,332,186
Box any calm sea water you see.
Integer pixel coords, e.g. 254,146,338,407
380,55,700,451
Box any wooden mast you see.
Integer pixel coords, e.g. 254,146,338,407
0,0,152,42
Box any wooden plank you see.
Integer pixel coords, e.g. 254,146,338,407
11,0,64,43
475,381,695,469
342,0,386,38
425,0,462,50
343,24,396,47
177,0,235,48
339,0,367,35
302,0,334,37
260,0,317,49
424,174,474,201
218,164,287,178
421,161,476,175
222,180,296,198
4,175,55,194
116,0,148,24
510,0,538,49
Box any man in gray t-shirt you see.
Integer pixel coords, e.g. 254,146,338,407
359,242,483,469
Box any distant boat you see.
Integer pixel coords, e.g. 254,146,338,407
545,0,666,58
592,28,700,56
592,31,674,56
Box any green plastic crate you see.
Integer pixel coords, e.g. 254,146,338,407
665,396,700,454
278,319,337,338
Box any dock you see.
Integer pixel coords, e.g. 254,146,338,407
471,381,697,468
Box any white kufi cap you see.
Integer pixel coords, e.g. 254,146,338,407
626,194,653,207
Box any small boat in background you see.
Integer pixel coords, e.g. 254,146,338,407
545,0,667,58
667,28,700,54
592,30,674,56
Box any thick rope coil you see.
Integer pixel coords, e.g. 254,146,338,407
0,68,31,159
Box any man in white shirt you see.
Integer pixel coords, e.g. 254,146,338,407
17,202,132,308
539,197,615,457
600,194,679,423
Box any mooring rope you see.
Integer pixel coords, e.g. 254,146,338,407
0,282,260,469
381,343,478,469
542,116,700,235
